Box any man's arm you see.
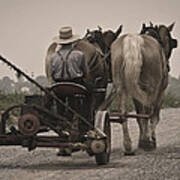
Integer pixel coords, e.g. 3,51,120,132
80,54,89,78
49,53,58,81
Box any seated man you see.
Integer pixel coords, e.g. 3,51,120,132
50,26,89,86
50,26,90,156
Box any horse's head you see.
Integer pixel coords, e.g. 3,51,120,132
85,27,102,42
85,25,123,54
85,26,107,54
140,22,178,59
140,22,162,45
158,23,178,59
102,25,123,51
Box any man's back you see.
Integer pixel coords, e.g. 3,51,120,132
50,45,88,82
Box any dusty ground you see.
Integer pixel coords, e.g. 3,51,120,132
0,108,180,180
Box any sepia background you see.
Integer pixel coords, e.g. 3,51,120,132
0,0,179,80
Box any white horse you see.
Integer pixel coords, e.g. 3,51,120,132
101,23,177,154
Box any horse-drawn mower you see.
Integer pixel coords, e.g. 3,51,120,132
0,55,113,165
0,55,149,165
0,81,111,165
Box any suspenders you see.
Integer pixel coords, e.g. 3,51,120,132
57,47,74,79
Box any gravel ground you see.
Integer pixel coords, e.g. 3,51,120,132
0,108,180,180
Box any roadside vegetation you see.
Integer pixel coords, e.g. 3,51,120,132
110,93,180,111
0,92,24,111
0,75,180,124
1,90,180,113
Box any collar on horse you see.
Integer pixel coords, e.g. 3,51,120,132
140,26,171,72
140,27,163,47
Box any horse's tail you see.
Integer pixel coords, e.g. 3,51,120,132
123,35,150,106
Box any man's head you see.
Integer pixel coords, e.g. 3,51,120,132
53,26,80,45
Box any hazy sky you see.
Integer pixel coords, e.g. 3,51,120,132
0,0,179,80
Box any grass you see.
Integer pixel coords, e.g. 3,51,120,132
109,93,180,111
0,92,180,125
0,92,24,125
0,92,24,111
162,92,180,108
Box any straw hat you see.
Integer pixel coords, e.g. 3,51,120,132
53,26,80,44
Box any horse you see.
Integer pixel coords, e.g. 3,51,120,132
85,25,122,55
45,26,122,109
101,23,178,155
84,25,123,81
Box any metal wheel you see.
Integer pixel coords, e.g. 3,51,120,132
94,111,111,165
18,114,40,136
0,120,2,134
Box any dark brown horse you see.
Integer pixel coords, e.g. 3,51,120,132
101,23,177,154
84,25,123,80
85,25,122,55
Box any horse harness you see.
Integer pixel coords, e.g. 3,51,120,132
140,27,163,47
141,27,170,72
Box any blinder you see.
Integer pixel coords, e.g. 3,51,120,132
171,38,178,49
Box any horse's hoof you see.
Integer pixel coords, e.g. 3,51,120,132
139,140,156,151
57,148,72,156
124,151,135,156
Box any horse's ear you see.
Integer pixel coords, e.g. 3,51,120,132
142,23,146,29
150,21,153,27
97,25,102,32
115,25,122,38
85,29,90,37
168,22,175,32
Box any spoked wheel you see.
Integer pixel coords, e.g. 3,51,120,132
94,111,111,165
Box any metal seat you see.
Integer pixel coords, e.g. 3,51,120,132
50,82,90,96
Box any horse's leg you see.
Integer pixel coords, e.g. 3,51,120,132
141,107,160,151
134,98,154,150
137,104,157,151
137,118,144,147
133,99,145,149
118,89,134,155
149,110,160,149
137,113,151,150
142,115,155,150
149,91,164,150
149,99,162,149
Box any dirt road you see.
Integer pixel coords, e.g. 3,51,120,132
0,108,180,180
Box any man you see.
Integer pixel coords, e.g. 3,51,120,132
50,26,89,86
50,26,89,156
